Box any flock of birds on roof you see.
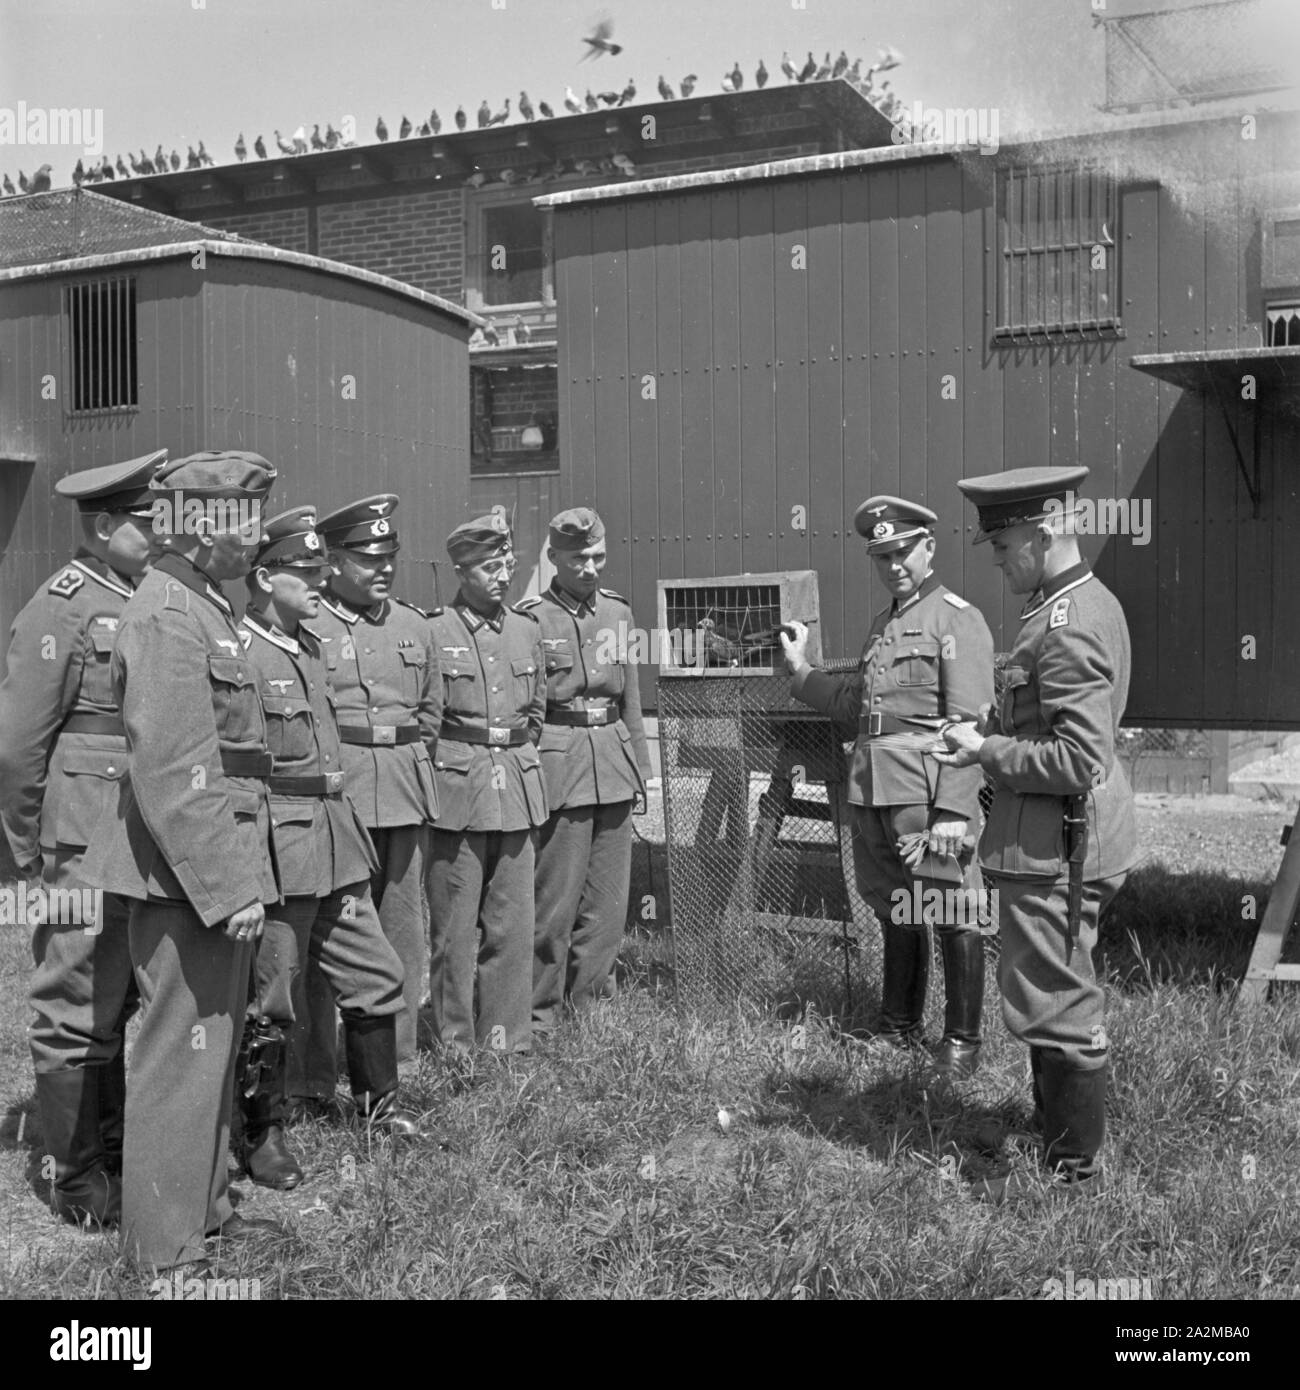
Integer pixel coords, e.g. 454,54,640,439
2,19,907,198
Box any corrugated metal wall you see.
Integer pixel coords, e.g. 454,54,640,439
553,113,1300,725
0,254,469,637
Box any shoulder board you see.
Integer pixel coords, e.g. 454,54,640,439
598,587,628,603
1049,596,1072,630
163,580,190,613
514,594,543,609
513,603,539,622
47,567,85,599
942,591,970,610
426,606,444,617
392,596,429,619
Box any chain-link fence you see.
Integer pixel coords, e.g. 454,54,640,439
1099,0,1287,112
659,669,1000,1030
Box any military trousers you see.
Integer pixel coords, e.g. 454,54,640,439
427,827,535,1054
122,900,253,1270
851,803,985,934
253,882,404,1056
29,853,138,1073
532,800,633,1032
987,872,1127,1071
290,823,427,1096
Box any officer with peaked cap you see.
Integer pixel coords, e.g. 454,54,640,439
302,495,441,1096
81,450,282,1269
517,508,651,1036
231,507,425,1187
934,465,1136,1197
427,513,547,1055
0,449,165,1225
781,495,995,1076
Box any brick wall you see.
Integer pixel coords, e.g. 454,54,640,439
317,188,464,300
201,206,309,254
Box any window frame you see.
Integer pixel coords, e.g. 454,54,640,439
64,275,139,415
465,187,554,314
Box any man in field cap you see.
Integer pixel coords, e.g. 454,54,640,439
427,512,547,1056
233,507,425,1187
302,495,441,1099
934,464,1136,1198
0,448,165,1226
781,493,994,1077
516,507,650,1038
81,449,283,1269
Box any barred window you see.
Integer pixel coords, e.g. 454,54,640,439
997,167,1120,339
65,277,138,412
1266,302,1300,346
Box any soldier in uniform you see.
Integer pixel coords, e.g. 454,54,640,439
781,497,995,1077
0,449,166,1224
81,451,281,1269
935,465,1136,1195
516,508,651,1036
301,496,441,1100
427,514,547,1055
234,507,425,1189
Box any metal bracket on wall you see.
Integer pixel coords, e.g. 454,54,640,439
1207,368,1261,518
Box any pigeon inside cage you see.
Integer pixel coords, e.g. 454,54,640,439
658,572,822,674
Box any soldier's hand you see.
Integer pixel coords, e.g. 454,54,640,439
928,816,968,859
930,719,984,768
224,902,265,943
778,621,809,671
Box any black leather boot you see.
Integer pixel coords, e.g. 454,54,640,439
874,922,929,1046
100,1049,126,1178
237,1020,304,1190
1039,1049,1107,1186
33,1068,120,1225
344,1016,426,1138
930,929,984,1079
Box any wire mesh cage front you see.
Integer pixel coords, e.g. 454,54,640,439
660,670,1000,1029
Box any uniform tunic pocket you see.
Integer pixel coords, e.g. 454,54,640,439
892,638,940,687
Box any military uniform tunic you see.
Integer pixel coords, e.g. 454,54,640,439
976,562,1136,1069
520,583,652,1030
80,551,278,1270
302,592,441,1071
792,573,995,924
238,613,403,1054
0,555,140,1116
426,599,547,1053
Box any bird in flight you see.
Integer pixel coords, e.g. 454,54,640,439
580,16,622,61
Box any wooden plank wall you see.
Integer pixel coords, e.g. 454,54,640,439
553,111,1300,724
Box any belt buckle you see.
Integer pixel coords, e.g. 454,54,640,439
326,772,344,793
373,725,396,745
868,712,882,737
583,709,601,726
488,726,509,746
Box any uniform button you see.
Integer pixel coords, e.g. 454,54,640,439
324,754,331,762
492,686,500,692
912,648,919,655
488,656,496,663
372,706,380,712
874,696,882,703
308,682,314,690
106,765,116,775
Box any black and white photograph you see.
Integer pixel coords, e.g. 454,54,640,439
0,0,1297,1328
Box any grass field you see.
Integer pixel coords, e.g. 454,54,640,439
1,794,1298,1300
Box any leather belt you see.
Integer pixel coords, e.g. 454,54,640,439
440,725,529,747
61,713,125,736
269,772,346,796
859,712,939,738
338,724,422,746
545,705,615,727
221,749,274,777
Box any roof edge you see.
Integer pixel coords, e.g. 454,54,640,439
0,237,483,327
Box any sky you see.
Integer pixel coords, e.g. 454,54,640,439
2,0,1267,186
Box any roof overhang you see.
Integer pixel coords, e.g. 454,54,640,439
1129,346,1300,414
0,238,483,328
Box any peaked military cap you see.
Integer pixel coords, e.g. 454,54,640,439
854,495,938,554
253,505,328,569
958,465,1090,543
316,494,400,556
55,448,168,514
548,506,606,552
447,511,512,565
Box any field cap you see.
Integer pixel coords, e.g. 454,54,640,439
448,512,512,565
548,506,606,551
